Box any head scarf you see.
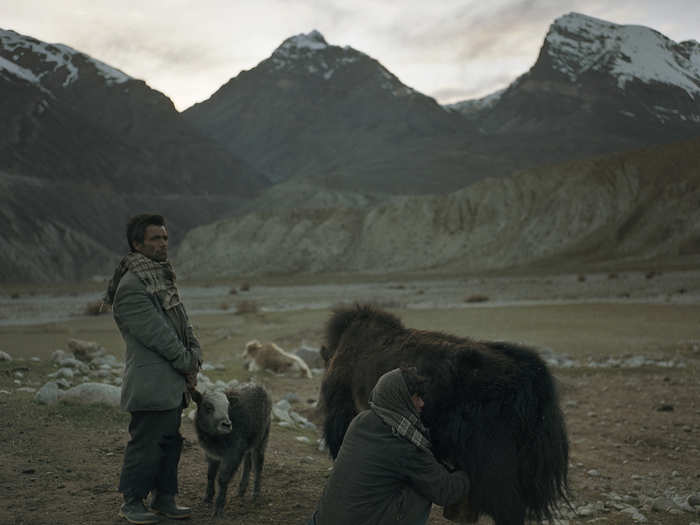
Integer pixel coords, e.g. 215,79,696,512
369,368,432,453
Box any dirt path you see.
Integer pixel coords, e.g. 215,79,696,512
1,300,699,524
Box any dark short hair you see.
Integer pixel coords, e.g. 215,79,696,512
400,366,428,398
126,214,166,251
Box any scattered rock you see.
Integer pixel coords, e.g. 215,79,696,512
67,338,104,361
688,494,700,507
49,367,75,380
271,399,316,430
295,346,325,369
650,496,676,512
16,387,37,393
35,381,60,404
51,349,67,362
284,392,300,404
59,383,121,407
621,506,647,522
0,350,12,361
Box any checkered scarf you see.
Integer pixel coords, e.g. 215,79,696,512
102,252,188,345
369,368,432,453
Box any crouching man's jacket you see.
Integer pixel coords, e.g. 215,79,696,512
314,409,470,525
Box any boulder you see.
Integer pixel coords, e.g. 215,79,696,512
59,382,121,407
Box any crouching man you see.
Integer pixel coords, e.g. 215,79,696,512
103,214,201,524
308,367,470,525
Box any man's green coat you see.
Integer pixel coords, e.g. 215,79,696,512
314,409,470,525
113,271,200,412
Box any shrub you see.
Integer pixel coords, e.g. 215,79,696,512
240,282,251,292
607,272,618,279
577,274,586,282
229,287,238,295
84,301,111,316
235,300,259,315
465,294,489,303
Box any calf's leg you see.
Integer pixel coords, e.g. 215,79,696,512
236,453,252,497
214,444,246,516
205,457,220,503
251,439,267,499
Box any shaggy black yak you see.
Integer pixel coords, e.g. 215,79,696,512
319,304,569,525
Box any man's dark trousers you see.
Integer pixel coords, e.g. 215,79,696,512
119,404,183,499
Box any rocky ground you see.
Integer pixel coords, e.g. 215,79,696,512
0,270,699,524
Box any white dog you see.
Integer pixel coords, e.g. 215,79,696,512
242,340,312,379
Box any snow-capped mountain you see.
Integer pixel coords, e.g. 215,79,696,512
268,30,417,98
0,28,267,282
448,13,700,171
545,13,700,104
183,30,482,194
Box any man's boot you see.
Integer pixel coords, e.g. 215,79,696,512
150,491,192,520
119,494,160,524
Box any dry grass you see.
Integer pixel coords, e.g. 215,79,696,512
235,300,259,315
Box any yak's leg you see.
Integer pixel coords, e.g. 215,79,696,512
251,437,267,499
204,457,220,503
492,499,525,525
483,441,525,525
322,387,356,458
214,445,246,517
236,453,252,497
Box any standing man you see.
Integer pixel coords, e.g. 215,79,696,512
103,214,201,524
309,367,470,525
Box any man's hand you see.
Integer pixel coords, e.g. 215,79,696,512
185,370,198,391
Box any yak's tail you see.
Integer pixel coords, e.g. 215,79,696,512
491,342,571,521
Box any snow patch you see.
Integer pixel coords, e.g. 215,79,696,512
0,55,40,84
547,13,700,97
0,28,130,88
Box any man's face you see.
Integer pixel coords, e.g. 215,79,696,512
411,393,424,415
134,225,168,262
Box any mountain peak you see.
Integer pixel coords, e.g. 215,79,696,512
279,30,328,52
266,29,368,80
544,13,700,97
0,28,131,88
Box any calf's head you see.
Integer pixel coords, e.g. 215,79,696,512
191,389,233,435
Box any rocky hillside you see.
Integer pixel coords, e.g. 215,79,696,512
175,136,700,278
0,29,268,282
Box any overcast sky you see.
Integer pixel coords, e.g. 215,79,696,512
2,0,699,111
